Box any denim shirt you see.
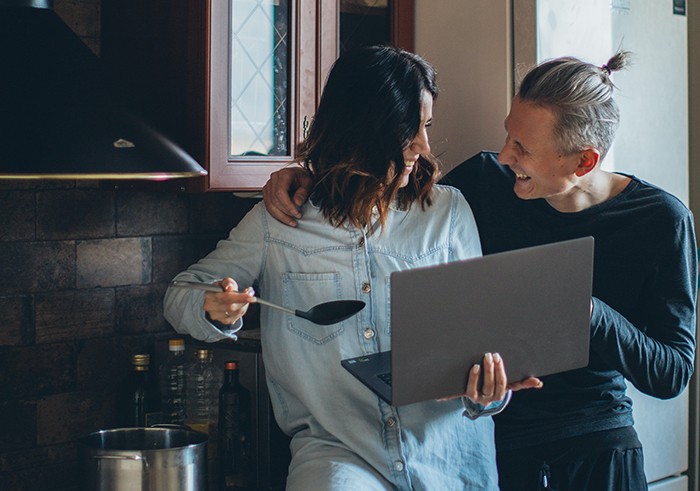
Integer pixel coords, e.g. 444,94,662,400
164,184,498,490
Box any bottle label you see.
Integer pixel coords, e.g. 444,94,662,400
162,364,186,423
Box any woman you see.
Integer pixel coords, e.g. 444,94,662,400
164,46,520,490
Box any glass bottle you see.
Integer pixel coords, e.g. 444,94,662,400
117,353,160,427
185,348,223,435
218,360,252,490
159,338,187,424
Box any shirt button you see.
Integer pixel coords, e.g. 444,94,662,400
358,237,365,248
361,282,371,293
394,460,405,472
363,328,375,339
386,417,396,428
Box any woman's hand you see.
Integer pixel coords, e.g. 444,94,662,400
440,352,543,405
465,352,509,406
202,277,255,325
262,167,314,227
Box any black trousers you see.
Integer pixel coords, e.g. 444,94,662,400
496,426,648,491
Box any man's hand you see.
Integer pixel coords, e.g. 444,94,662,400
262,167,314,227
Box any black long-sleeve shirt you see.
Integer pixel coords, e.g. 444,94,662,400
442,151,697,449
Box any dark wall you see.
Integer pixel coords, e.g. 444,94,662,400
0,178,257,490
0,3,262,488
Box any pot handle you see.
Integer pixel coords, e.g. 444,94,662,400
92,454,144,461
150,423,192,430
92,453,149,470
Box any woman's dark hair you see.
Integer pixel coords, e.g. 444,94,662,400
297,45,439,230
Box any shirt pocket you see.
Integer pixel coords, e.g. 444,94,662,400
282,271,345,345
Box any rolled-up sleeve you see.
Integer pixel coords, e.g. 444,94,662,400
163,203,267,342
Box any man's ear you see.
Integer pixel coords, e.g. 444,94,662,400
574,148,601,177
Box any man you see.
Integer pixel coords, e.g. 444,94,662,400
262,51,697,490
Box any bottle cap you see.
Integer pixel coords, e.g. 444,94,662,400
195,348,211,361
132,353,150,367
224,360,239,370
168,338,185,351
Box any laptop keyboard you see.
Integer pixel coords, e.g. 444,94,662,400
376,372,392,386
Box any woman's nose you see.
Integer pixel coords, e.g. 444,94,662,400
411,131,430,155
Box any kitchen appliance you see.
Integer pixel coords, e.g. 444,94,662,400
0,0,207,180
77,426,208,491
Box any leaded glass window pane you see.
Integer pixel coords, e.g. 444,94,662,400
230,0,289,157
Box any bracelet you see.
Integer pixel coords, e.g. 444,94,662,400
462,390,512,421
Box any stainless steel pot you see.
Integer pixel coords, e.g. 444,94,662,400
78,427,208,491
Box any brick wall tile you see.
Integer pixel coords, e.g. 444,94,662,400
117,191,188,236
37,392,114,446
0,401,36,451
0,468,81,491
1,443,76,472
190,193,258,234
0,180,76,191
0,463,79,491
0,295,34,346
37,190,114,240
35,289,115,344
151,233,225,284
76,238,151,288
0,191,35,242
152,235,196,283
0,344,76,400
115,284,169,334
0,242,75,295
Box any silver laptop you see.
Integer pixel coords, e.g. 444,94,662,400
341,236,594,406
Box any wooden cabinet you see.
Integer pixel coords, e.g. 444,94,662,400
102,0,414,192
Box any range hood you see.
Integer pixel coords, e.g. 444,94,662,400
0,0,207,180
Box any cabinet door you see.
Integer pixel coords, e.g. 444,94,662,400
102,0,413,192
208,0,337,191
209,0,416,191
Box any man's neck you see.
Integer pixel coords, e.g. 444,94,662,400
546,170,631,213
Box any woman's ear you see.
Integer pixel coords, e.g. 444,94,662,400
574,148,601,177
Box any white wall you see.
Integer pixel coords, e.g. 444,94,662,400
611,2,689,204
414,0,512,173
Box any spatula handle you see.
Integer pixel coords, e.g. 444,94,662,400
170,280,295,315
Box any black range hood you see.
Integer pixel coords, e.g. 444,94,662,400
0,0,207,180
